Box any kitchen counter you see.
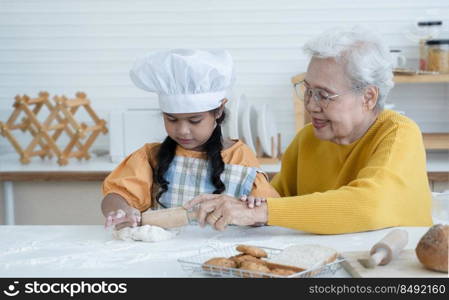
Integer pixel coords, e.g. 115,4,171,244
0,225,429,278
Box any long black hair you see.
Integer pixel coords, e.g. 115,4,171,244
154,107,226,208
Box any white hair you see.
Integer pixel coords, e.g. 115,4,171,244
303,26,394,110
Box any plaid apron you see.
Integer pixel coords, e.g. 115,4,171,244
154,155,262,209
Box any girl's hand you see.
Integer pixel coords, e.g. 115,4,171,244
105,206,141,230
239,195,267,209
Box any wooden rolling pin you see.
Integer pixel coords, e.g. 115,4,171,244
358,229,409,268
141,207,198,229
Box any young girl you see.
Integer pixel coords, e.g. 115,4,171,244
101,49,279,230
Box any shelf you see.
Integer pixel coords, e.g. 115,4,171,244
423,133,449,150
394,74,449,84
292,72,449,84
0,171,108,181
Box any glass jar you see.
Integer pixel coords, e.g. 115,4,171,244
417,21,442,71
426,39,449,74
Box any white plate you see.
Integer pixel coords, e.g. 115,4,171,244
257,104,278,157
223,92,240,140
265,106,279,157
249,104,259,153
238,94,256,152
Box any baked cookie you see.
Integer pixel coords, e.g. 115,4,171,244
238,261,271,278
236,245,268,258
269,268,296,277
202,257,237,272
230,254,263,266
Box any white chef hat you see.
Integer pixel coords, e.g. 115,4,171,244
129,48,235,113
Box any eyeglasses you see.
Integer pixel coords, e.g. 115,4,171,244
294,80,349,109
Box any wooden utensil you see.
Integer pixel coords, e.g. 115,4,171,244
141,207,198,229
357,229,408,269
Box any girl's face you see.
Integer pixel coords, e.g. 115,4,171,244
163,109,221,151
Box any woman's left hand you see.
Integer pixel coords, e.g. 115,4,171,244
183,194,268,231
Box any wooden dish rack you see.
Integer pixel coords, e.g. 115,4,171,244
0,91,108,166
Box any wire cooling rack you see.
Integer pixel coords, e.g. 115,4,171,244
177,244,345,278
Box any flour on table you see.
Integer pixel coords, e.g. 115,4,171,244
112,225,176,242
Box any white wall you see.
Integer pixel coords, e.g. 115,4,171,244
1,0,449,154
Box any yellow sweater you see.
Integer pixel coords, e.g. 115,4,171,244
268,110,433,234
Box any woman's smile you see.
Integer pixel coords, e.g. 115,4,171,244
312,117,329,129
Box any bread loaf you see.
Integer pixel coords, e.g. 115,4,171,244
267,244,338,270
415,224,448,273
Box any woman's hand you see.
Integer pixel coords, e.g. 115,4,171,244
239,195,267,208
184,194,268,231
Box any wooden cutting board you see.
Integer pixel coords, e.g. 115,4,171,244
341,249,447,278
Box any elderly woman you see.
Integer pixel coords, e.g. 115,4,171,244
184,27,433,234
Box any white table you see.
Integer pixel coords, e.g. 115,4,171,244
0,225,429,278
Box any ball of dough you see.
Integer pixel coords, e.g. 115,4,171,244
236,245,268,258
131,225,175,242
112,227,133,241
112,225,175,242
415,224,448,273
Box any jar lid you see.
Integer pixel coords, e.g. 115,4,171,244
426,39,449,45
418,21,443,26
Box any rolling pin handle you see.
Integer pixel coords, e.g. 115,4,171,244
371,248,389,266
370,229,409,265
